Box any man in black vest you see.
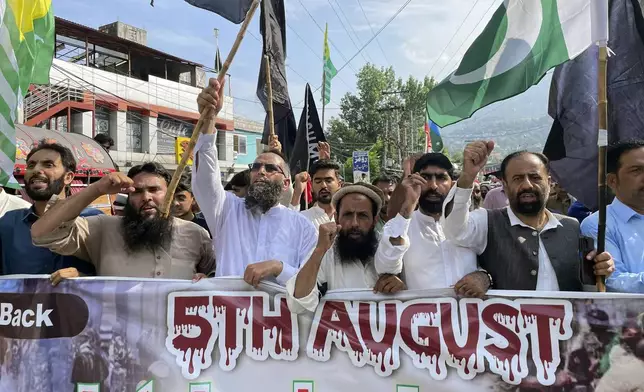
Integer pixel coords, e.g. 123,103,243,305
443,141,615,296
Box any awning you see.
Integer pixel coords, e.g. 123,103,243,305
14,124,117,177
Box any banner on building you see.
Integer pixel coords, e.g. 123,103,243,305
352,151,370,183
1,277,644,391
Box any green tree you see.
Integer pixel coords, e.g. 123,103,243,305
327,64,436,176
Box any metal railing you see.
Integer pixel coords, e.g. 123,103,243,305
24,78,95,120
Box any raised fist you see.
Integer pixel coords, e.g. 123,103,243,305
460,141,495,186
95,172,135,195
293,172,310,191
197,78,225,119
317,222,340,252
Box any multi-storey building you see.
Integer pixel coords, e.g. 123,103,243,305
22,17,256,181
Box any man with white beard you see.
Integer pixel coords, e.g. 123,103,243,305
193,78,317,287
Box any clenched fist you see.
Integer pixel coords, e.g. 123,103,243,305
293,172,310,192
94,172,135,195
269,134,282,152
197,78,226,119
459,141,495,188
399,173,426,218
317,222,341,252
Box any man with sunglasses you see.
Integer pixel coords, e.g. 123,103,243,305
193,78,317,288
374,153,477,291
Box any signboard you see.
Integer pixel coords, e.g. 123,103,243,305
175,137,194,165
1,277,643,391
157,116,194,155
352,151,370,183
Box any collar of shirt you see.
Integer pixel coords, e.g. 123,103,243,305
505,206,562,232
21,206,39,223
611,197,643,223
414,209,439,224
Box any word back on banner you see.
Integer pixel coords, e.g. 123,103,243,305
0,278,643,391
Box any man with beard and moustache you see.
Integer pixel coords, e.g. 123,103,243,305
30,162,214,280
581,140,644,293
286,183,406,313
193,78,317,288
0,141,102,278
290,159,341,230
443,141,615,295
374,153,477,291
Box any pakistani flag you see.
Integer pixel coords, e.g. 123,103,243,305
322,23,337,106
0,0,55,187
426,0,609,128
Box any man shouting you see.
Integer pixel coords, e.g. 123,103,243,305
31,162,214,280
193,78,317,287
287,183,405,313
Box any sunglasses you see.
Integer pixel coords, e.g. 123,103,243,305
248,162,285,175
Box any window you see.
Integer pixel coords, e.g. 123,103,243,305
233,134,247,155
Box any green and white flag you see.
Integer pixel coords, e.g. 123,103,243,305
0,0,55,187
427,0,608,128
322,23,337,106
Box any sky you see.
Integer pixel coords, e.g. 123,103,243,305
54,0,550,126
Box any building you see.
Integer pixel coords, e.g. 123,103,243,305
22,17,247,179
232,116,264,167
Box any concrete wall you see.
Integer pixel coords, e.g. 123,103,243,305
50,59,234,123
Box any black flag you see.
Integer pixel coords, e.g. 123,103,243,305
543,0,644,209
257,0,297,160
289,84,327,174
183,0,255,24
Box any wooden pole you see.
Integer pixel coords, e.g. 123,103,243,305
596,44,608,292
160,0,260,218
264,54,276,137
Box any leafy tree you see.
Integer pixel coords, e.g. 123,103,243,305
327,64,436,175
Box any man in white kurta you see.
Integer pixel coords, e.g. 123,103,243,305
287,184,405,313
375,153,477,290
193,78,317,287
290,158,341,230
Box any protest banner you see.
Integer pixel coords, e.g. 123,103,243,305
0,276,643,391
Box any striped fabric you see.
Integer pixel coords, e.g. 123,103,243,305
0,0,55,188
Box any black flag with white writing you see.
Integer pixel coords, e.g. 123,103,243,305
289,84,326,175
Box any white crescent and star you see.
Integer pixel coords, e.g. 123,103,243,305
450,0,543,85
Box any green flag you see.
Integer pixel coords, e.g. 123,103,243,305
426,0,608,128
0,0,55,187
322,23,336,105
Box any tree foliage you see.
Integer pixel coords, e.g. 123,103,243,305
326,64,436,176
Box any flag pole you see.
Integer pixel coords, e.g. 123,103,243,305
321,71,326,130
264,54,276,137
304,85,310,211
160,0,260,218
596,43,608,292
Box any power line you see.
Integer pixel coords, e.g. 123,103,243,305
434,0,499,80
424,0,483,80
295,0,359,74
355,0,391,65
327,0,372,64
304,0,416,100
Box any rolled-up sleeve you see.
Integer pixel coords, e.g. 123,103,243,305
375,213,409,275
193,133,229,236
32,215,103,262
285,251,329,314
442,185,489,255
